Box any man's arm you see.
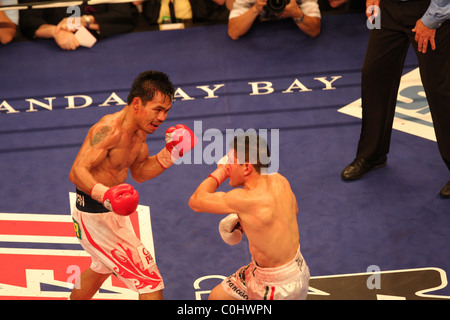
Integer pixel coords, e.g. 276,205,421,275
131,124,198,182
413,0,449,53
129,142,166,183
279,0,321,38
420,0,450,29
68,123,116,194
228,0,266,39
189,175,235,214
189,163,247,214
0,2,17,45
18,1,80,50
34,24,80,50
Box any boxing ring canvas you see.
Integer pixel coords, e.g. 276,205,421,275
0,13,449,300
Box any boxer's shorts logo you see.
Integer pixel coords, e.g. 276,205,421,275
72,218,81,240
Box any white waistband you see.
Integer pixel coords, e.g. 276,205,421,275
253,248,306,285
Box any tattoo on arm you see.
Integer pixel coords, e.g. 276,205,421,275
90,126,112,146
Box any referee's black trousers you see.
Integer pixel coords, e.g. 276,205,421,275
357,0,450,172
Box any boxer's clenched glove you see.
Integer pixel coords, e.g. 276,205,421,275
156,124,198,169
91,183,139,216
219,213,243,245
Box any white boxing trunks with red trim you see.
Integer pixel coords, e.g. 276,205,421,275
71,189,164,294
221,247,310,300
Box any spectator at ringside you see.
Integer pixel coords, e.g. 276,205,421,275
228,0,321,39
19,0,137,50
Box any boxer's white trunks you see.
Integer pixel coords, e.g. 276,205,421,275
221,247,310,300
72,189,164,294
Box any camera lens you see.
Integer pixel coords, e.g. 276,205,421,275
266,0,287,13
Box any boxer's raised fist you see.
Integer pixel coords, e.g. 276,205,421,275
165,124,198,158
156,124,198,169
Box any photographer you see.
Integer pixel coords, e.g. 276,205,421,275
228,0,321,39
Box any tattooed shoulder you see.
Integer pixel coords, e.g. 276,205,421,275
90,125,113,147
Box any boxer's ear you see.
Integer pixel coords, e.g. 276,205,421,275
132,97,142,112
243,163,253,176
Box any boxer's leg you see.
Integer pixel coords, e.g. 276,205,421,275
70,268,111,300
139,290,163,300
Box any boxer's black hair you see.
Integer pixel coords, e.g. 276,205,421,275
127,70,175,105
231,133,270,174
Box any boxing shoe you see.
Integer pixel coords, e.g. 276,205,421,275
341,157,387,181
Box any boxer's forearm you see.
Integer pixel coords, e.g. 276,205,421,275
69,166,98,195
130,155,167,183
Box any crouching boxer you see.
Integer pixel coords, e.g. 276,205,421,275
69,70,197,300
189,134,310,300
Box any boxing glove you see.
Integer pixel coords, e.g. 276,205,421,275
91,183,139,216
209,155,229,186
219,213,243,245
156,124,198,169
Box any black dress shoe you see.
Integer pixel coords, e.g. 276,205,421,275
440,181,450,198
341,157,387,180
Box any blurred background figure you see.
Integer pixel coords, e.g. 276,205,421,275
0,0,18,44
19,0,136,50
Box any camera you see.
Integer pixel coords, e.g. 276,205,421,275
264,0,289,14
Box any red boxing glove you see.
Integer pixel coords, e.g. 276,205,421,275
156,124,198,169
92,183,139,216
166,124,198,158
